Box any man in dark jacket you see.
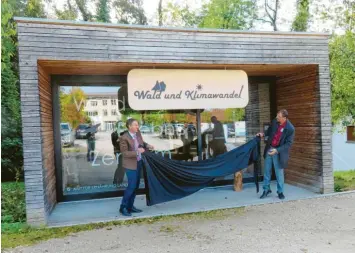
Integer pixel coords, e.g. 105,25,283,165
207,116,227,157
257,109,295,200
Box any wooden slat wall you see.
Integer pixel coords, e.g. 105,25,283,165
38,64,56,214
276,66,322,192
245,79,272,175
17,23,329,66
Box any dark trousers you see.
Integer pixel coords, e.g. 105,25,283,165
87,140,95,161
113,154,125,185
212,139,227,157
120,160,142,210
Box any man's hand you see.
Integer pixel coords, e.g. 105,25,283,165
147,144,154,150
268,148,278,156
256,132,264,138
138,148,145,153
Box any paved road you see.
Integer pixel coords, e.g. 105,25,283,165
6,192,355,253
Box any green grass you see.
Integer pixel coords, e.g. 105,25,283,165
62,147,82,153
1,181,25,190
1,182,26,223
334,170,355,192
1,207,245,249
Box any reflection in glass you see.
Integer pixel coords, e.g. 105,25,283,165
59,85,251,196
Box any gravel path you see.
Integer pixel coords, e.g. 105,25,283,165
6,193,355,253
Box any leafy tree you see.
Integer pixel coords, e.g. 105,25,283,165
60,88,91,129
55,0,78,20
291,0,311,31
314,0,354,33
1,0,23,180
144,111,165,126
162,0,201,27
1,0,48,181
201,110,212,122
24,0,46,18
96,0,111,22
330,31,355,126
316,0,355,125
224,108,245,122
75,0,93,21
113,0,147,25
199,0,257,29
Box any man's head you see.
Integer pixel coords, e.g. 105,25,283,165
126,118,139,133
210,116,217,124
276,109,288,124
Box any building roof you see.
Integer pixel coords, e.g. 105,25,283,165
14,17,330,37
86,93,117,98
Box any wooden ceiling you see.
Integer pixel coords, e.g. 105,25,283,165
38,60,314,77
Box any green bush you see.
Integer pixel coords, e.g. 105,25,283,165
1,181,26,223
1,108,23,181
334,170,355,192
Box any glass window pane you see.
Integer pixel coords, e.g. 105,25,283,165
59,84,253,197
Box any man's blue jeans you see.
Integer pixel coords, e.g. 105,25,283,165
263,152,284,193
120,160,142,210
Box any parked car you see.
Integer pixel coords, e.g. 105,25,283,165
76,123,100,139
161,123,175,138
227,123,236,137
160,123,188,139
60,123,75,146
140,125,151,134
75,124,90,139
173,123,185,136
186,123,196,136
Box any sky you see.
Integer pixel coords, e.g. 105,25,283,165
45,0,338,33
62,86,119,93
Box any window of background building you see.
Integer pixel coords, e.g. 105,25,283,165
102,100,107,106
103,109,108,116
87,111,98,116
347,126,355,142
111,99,116,106
91,101,98,106
111,109,117,116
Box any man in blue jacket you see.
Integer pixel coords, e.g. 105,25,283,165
257,109,295,200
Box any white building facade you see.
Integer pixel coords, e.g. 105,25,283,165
332,124,355,171
84,93,122,131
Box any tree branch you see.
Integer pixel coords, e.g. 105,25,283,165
264,0,275,23
265,0,276,16
274,0,279,18
265,8,275,23
256,18,273,25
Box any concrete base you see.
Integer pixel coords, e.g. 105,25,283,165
48,182,318,227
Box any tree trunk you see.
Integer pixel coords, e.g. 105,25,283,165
158,0,163,26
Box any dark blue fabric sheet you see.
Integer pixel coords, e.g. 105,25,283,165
142,137,260,206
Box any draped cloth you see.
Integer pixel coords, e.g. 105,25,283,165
141,137,261,206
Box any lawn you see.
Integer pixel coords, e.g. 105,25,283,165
1,207,244,249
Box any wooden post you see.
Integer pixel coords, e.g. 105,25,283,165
196,109,202,161
233,171,243,191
